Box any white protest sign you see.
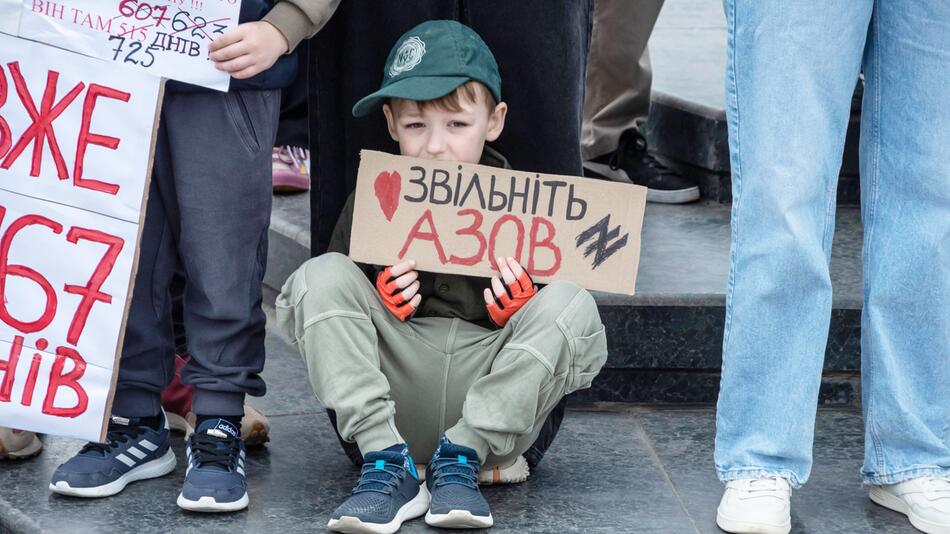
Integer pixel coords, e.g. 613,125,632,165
0,32,162,442
18,0,241,91
0,0,20,35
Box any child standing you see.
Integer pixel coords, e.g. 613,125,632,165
277,20,608,532
47,0,337,513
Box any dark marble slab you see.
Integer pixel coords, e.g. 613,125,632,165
572,370,859,406
599,307,862,371
637,408,918,533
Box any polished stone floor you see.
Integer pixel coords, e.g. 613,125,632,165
0,311,919,534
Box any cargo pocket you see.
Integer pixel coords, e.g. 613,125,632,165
567,326,608,393
225,91,262,153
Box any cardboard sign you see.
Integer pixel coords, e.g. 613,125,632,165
350,150,647,295
0,33,162,442
18,0,241,91
0,0,21,35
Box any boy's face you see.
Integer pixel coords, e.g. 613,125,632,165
383,91,507,164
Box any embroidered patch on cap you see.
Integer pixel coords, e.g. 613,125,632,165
388,36,426,77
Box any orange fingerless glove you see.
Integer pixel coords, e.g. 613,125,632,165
486,270,537,327
376,267,416,322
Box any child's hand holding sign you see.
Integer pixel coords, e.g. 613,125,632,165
210,21,289,80
376,260,422,322
484,257,537,327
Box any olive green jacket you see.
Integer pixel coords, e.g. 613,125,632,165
327,147,511,330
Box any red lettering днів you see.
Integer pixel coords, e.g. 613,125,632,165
398,209,448,264
0,65,10,159
528,216,561,276
73,84,130,195
20,353,42,407
63,227,124,345
0,211,62,333
42,346,88,418
448,209,486,266
0,335,23,402
0,64,84,179
487,215,525,269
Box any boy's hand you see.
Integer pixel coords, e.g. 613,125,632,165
210,21,289,80
376,260,422,322
484,257,537,327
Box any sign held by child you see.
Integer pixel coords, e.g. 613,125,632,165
351,149,647,295
0,33,162,442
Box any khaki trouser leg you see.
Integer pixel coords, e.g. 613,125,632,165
581,0,666,161
276,252,429,454
445,281,608,466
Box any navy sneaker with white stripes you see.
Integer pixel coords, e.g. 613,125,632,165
328,444,430,534
178,418,249,512
425,437,493,529
49,411,176,497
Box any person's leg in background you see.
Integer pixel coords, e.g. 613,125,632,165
581,0,699,204
860,2,950,532
273,42,311,193
713,1,872,532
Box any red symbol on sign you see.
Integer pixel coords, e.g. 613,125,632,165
374,170,401,221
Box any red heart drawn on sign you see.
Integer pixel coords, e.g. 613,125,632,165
375,170,401,221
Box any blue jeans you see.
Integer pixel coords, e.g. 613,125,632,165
714,0,950,487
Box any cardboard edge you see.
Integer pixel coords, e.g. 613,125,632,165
98,79,165,443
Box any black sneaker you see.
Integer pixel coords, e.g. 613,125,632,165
425,437,493,529
328,444,430,534
584,128,700,204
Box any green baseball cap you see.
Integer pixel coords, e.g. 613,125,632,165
352,20,502,117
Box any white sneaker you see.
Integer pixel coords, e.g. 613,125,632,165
716,477,792,534
870,476,950,534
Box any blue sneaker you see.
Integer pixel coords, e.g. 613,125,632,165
177,418,248,512
49,412,176,497
425,438,493,529
328,444,430,534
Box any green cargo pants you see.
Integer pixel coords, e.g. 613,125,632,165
276,253,608,466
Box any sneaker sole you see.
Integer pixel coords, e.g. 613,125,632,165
716,508,790,534
49,448,176,498
0,435,43,460
583,161,700,204
425,509,494,529
478,455,530,485
327,484,430,534
177,492,250,513
870,486,950,534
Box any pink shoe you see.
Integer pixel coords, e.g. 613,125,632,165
272,145,310,193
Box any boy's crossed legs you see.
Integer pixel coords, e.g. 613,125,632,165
277,253,607,531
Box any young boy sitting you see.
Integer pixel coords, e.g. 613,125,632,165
277,20,608,532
